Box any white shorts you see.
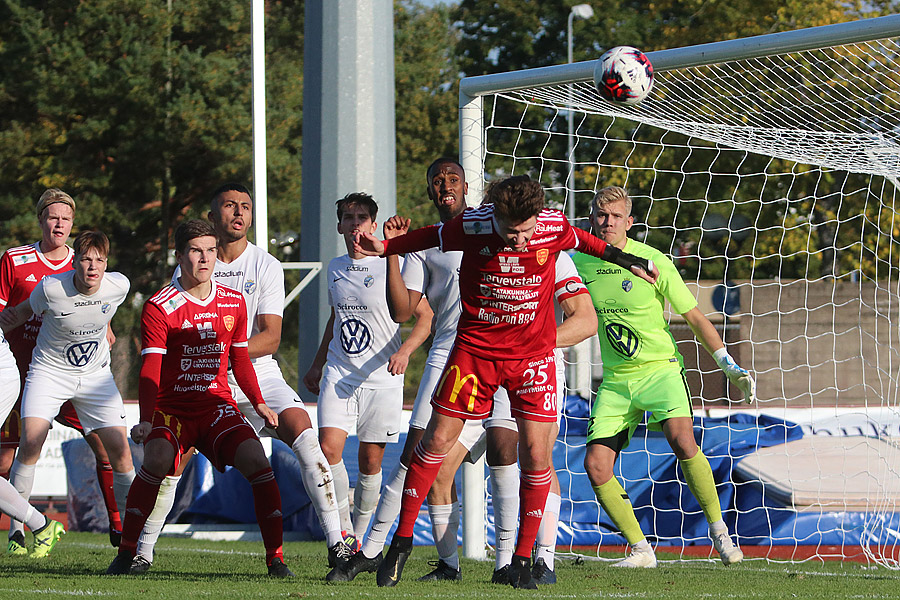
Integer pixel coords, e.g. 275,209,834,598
0,362,20,425
22,365,125,434
230,365,308,436
317,378,403,444
485,350,566,431
410,358,485,452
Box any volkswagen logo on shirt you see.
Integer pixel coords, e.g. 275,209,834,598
66,341,99,367
605,321,641,358
340,316,371,355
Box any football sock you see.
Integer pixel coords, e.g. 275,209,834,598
593,477,645,545
119,467,164,557
247,467,284,566
679,450,723,523
8,459,35,539
361,460,407,558
489,463,519,569
329,460,354,535
352,469,381,538
429,501,460,570
535,491,561,569
515,468,552,558
136,475,180,562
0,476,45,531
291,429,342,547
112,468,135,518
396,443,445,538
96,460,122,532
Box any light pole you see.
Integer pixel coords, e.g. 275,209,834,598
567,3,594,221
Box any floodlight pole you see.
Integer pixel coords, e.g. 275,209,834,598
566,4,593,221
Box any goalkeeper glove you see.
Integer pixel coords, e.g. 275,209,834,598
712,347,756,404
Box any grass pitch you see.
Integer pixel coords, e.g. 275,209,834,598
1,532,898,599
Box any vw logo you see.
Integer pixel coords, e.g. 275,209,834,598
66,341,99,367
605,322,640,358
340,316,372,355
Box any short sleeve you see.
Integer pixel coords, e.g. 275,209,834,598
256,259,285,317
28,279,49,316
140,301,169,354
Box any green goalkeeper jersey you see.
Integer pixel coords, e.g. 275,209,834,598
573,238,698,377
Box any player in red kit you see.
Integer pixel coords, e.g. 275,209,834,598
0,188,121,553
354,175,658,589
105,219,292,577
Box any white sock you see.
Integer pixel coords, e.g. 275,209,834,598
112,469,135,518
489,463,519,570
633,539,653,553
361,461,407,558
292,430,342,547
9,460,36,538
534,492,560,568
709,519,728,535
137,475,180,562
429,501,459,570
352,470,382,538
330,460,353,535
0,477,45,531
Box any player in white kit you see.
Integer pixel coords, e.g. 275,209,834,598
0,326,65,557
304,192,432,558
0,231,134,548
131,184,347,572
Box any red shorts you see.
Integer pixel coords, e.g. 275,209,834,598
0,403,20,449
432,346,558,423
146,402,259,474
53,400,86,433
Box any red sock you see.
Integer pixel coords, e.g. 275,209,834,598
515,468,553,558
248,467,283,566
118,467,163,557
96,460,122,532
396,443,446,538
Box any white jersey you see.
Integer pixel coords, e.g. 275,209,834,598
211,242,284,375
323,254,403,389
401,246,462,361
29,271,129,375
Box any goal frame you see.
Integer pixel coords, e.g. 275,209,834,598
457,14,900,560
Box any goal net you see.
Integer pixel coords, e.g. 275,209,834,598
459,16,900,566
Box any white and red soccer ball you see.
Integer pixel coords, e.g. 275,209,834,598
594,46,654,105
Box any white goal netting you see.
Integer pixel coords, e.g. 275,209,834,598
468,26,900,566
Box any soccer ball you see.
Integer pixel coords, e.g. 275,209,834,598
594,46,654,105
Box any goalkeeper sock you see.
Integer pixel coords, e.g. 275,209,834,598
593,477,645,545
680,450,723,524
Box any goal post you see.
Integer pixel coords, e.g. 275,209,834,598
459,15,900,566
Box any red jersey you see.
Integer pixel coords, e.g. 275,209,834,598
141,280,257,418
0,243,74,374
383,205,607,360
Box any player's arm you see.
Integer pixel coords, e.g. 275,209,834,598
135,303,168,443
383,216,424,322
573,228,659,283
248,313,282,358
302,308,335,394
0,300,33,334
355,224,440,257
556,292,598,348
388,296,433,376
231,343,278,428
682,306,756,404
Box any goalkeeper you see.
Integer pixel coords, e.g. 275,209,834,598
573,186,755,568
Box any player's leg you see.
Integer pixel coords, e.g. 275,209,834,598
532,422,561,584
511,416,554,588
133,451,192,572
8,416,53,544
275,407,343,548
485,411,520,582
107,436,177,574
353,386,402,544
317,378,356,536
661,415,742,565
0,406,21,478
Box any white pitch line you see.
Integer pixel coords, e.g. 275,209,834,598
67,541,261,557
0,589,116,597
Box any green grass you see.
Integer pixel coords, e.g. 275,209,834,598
2,532,899,599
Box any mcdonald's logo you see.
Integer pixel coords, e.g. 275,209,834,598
438,365,479,412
